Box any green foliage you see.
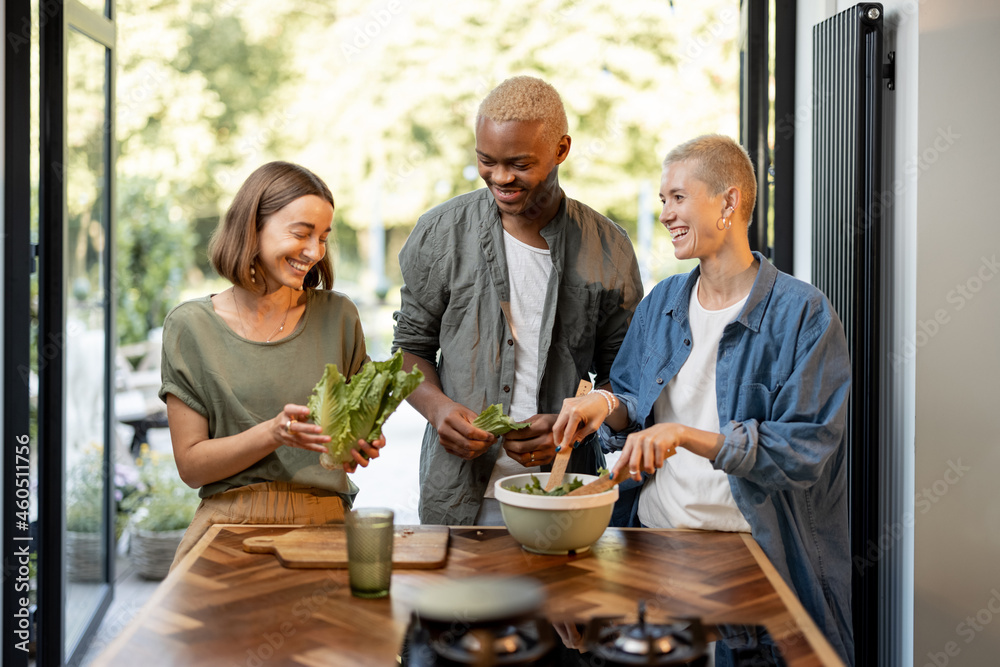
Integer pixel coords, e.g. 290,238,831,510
66,445,106,533
116,0,740,307
127,446,200,533
116,177,193,345
506,474,585,497
66,445,138,537
174,7,291,135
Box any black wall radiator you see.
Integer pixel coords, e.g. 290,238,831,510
812,4,890,665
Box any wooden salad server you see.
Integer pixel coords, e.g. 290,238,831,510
544,379,593,491
565,465,632,497
566,447,678,497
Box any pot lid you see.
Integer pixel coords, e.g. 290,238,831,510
411,575,544,623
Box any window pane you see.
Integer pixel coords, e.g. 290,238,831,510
64,26,111,652
76,0,109,18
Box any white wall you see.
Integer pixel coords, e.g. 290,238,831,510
796,1,1000,665
879,4,919,667
913,1,1000,665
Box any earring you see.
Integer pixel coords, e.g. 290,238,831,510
250,266,256,284
725,217,733,230
716,216,728,231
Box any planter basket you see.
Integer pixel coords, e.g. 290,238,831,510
130,528,186,580
67,531,103,582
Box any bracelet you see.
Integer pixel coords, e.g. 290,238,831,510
591,389,618,417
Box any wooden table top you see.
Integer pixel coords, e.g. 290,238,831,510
94,525,843,667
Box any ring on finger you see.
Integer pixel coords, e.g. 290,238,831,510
284,418,293,434
529,452,535,463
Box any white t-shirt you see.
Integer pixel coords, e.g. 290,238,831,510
637,278,752,532
483,231,550,498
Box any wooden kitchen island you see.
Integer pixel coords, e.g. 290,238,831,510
93,525,843,666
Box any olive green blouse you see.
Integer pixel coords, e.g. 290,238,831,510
159,289,367,500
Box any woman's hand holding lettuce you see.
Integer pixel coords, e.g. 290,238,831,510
308,350,424,470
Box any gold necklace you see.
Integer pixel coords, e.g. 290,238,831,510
232,287,293,342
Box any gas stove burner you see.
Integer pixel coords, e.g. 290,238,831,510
403,576,555,666
583,600,708,666
456,624,527,656
404,613,556,666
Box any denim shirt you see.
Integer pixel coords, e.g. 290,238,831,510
604,253,854,665
394,188,643,525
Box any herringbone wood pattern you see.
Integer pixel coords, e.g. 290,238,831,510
93,525,835,666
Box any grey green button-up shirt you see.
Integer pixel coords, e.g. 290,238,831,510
393,188,643,525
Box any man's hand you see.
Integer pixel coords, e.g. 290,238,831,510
399,352,497,460
552,620,588,652
432,401,497,460
502,413,558,466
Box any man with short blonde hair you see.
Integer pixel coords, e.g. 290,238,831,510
394,76,643,525
477,75,568,146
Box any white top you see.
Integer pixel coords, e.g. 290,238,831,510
483,231,550,498
637,278,752,532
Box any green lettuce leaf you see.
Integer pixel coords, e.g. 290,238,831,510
506,474,585,496
471,403,530,436
307,350,424,469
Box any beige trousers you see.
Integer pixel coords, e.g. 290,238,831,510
170,481,346,571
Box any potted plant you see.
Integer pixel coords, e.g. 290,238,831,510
66,445,108,581
66,445,147,581
127,446,199,580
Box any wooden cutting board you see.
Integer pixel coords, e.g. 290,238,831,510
242,525,449,569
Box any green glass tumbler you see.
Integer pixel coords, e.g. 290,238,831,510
344,508,394,599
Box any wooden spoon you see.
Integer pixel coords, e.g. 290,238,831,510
566,448,677,497
544,379,593,492
565,466,631,497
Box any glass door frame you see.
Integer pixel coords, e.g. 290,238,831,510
740,0,796,274
38,1,117,664
3,0,36,666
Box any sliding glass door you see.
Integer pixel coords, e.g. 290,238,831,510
38,1,117,664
